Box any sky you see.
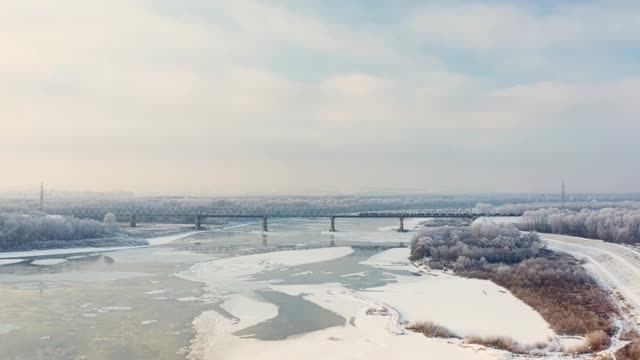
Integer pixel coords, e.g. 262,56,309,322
1,0,639,196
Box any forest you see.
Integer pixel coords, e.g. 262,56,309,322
519,207,640,243
0,212,146,251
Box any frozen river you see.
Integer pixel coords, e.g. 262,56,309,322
0,218,421,360
1,217,555,360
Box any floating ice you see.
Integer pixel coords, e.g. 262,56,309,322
0,324,20,335
32,259,68,266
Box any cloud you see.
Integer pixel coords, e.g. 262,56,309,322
407,1,640,52
1,0,639,194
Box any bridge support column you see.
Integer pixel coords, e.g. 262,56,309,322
329,216,336,232
397,217,405,232
129,214,137,228
195,215,202,230
262,216,268,232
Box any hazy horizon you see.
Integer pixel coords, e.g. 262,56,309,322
3,0,639,195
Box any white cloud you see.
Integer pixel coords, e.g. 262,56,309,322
1,0,639,193
406,1,640,52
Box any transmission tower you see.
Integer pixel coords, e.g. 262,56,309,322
40,182,44,210
561,179,566,210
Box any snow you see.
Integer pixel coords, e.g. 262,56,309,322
190,295,279,360
556,335,586,352
183,244,553,359
474,216,522,225
198,282,506,360
340,272,367,278
177,296,200,302
178,247,355,294
0,246,138,259
144,289,169,295
0,324,20,335
290,271,313,277
541,233,640,316
359,247,415,272
105,248,218,263
358,249,554,344
0,271,148,283
99,306,132,312
31,258,68,265
376,217,432,232
357,249,553,344
0,230,205,260
0,259,24,265
323,218,429,244
145,230,203,246
360,272,554,344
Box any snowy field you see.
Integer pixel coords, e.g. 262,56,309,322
359,249,553,344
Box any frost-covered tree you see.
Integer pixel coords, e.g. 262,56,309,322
103,212,116,224
410,223,543,266
473,203,495,214
0,213,145,251
520,208,640,243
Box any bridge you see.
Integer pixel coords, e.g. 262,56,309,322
46,207,523,232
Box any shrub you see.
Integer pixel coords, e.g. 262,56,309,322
466,336,524,354
584,330,611,352
616,339,640,360
407,321,459,339
492,257,616,336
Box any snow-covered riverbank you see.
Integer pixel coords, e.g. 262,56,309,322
0,230,205,260
179,243,556,359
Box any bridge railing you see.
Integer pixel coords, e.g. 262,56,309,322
45,206,523,218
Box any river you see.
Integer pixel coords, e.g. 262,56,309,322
0,218,419,360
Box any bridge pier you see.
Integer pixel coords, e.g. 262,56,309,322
195,215,202,230
329,216,336,232
262,216,268,232
129,214,137,228
397,217,405,232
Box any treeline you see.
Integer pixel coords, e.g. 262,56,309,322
495,201,640,214
519,208,640,243
0,212,146,251
410,223,616,345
